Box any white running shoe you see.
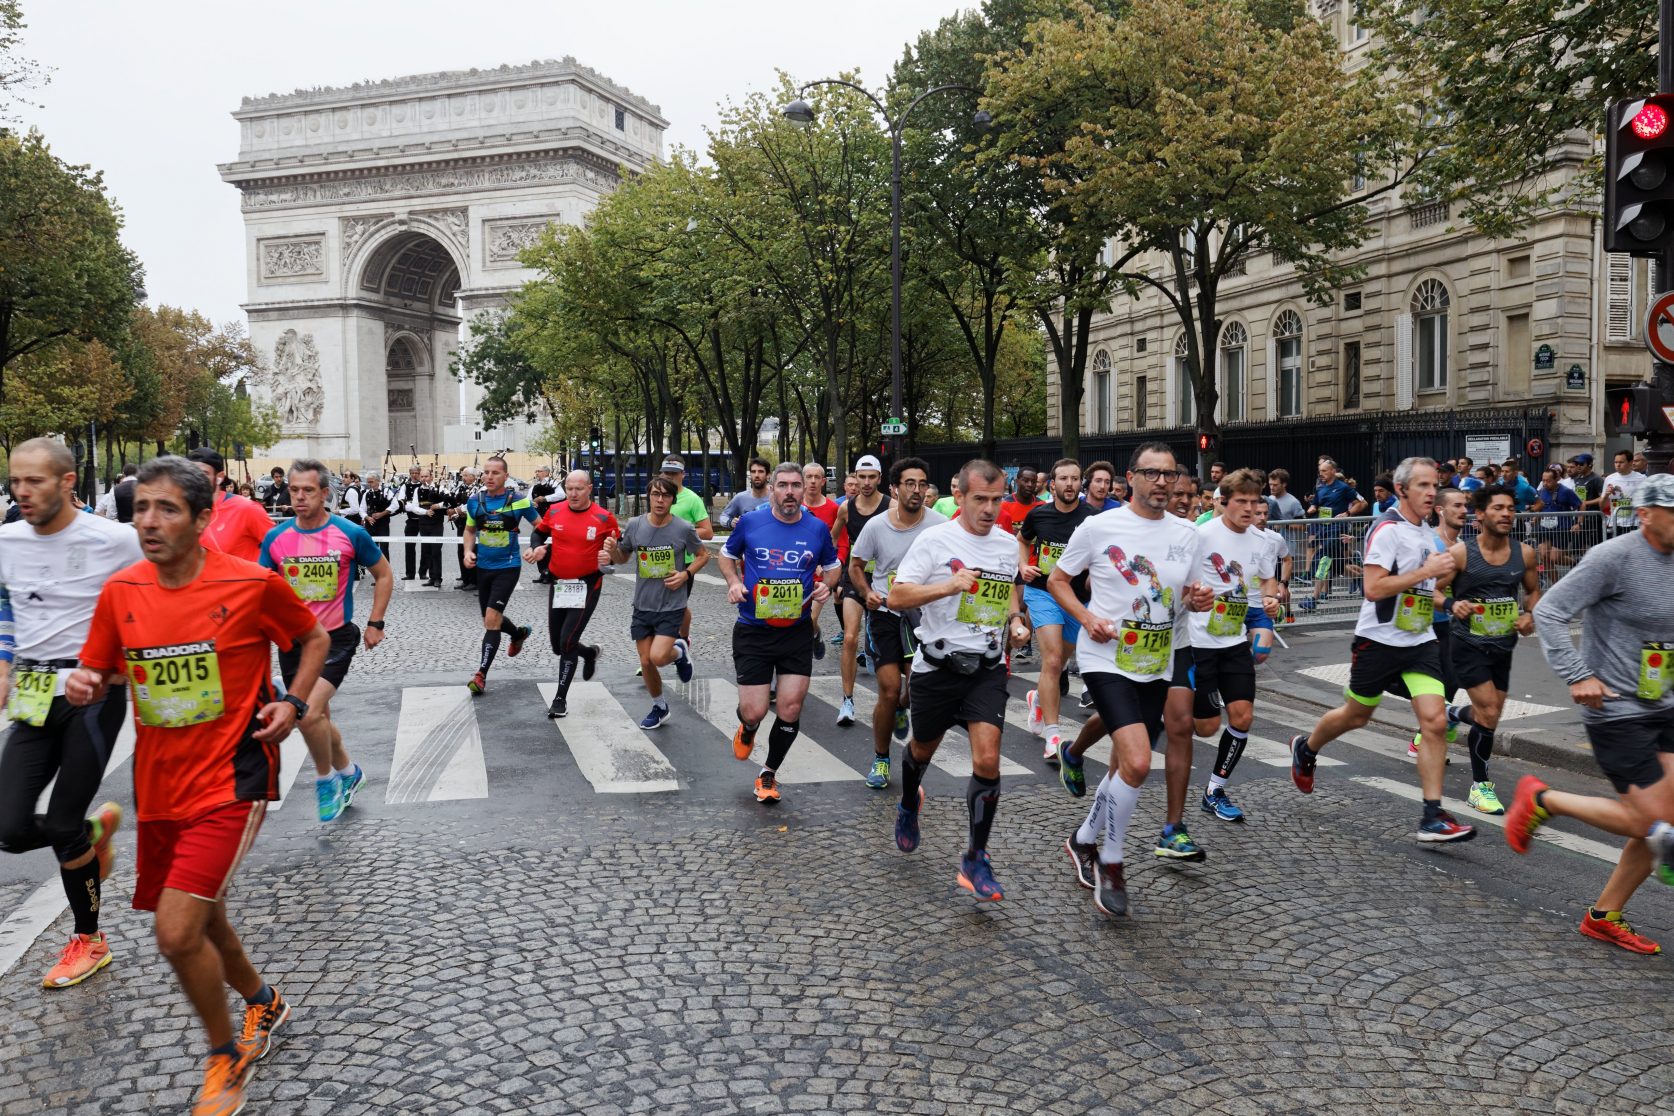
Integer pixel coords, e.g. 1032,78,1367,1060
1025,689,1044,737
1043,730,1063,765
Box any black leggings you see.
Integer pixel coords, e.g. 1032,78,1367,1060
549,575,603,697
0,688,127,864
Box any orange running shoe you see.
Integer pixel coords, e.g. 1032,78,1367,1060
89,801,122,881
466,671,487,695
239,987,292,1062
732,726,753,762
754,770,781,804
192,1051,251,1116
1505,775,1550,855
1579,909,1661,955
42,932,112,989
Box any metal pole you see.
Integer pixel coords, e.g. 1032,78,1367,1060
1656,0,1674,474
889,122,904,465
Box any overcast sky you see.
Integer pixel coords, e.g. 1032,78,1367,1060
14,0,970,328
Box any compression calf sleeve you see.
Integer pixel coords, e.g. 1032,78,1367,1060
966,774,1000,854
764,718,799,771
1468,725,1495,784
479,631,501,674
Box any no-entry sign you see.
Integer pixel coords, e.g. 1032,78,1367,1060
1646,290,1674,363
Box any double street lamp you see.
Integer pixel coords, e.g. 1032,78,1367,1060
782,81,991,461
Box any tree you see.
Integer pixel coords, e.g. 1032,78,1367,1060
0,130,142,419
0,340,129,444
128,306,259,451
0,1,46,122
984,0,1414,469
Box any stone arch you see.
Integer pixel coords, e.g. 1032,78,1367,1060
348,221,468,309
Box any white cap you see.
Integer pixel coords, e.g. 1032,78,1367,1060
854,454,882,473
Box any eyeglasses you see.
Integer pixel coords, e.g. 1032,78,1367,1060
896,479,929,489
1131,468,1182,482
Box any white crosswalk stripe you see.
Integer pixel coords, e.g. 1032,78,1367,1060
539,681,681,793
1352,776,1621,864
266,730,311,811
385,686,490,803
808,676,1032,777
678,676,860,783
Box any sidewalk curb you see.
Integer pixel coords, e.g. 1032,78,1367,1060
1256,682,1600,780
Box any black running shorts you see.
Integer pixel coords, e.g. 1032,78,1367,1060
1586,711,1674,795
279,622,359,691
476,566,521,615
1083,670,1170,744
1191,643,1256,719
732,622,815,686
1450,637,1513,693
908,660,1008,742
864,610,916,670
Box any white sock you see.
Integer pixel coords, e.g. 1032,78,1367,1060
653,696,669,711
316,772,337,784
1099,776,1143,865
1207,775,1227,793
1043,723,1061,742
1077,773,1112,846
336,764,356,779
1650,820,1674,855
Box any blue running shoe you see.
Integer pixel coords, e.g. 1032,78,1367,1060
338,765,365,809
866,756,891,789
957,850,1004,902
892,708,909,741
673,638,693,684
1058,741,1087,798
1416,811,1476,843
895,788,924,853
639,704,671,730
316,774,344,823
1201,788,1245,823
1154,824,1207,862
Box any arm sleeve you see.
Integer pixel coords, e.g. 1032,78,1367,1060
259,570,322,651
1532,548,1613,685
0,584,13,663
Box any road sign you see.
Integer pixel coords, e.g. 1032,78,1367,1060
1565,364,1587,392
1534,344,1555,371
880,421,907,435
1645,290,1674,363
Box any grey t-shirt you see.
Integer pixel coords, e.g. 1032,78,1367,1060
618,515,702,614
1267,492,1304,521
1533,530,1674,723
850,508,947,615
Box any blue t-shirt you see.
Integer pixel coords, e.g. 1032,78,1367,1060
1313,479,1358,517
1505,475,1539,512
1532,484,1580,526
1081,495,1122,513
466,491,539,570
722,507,839,628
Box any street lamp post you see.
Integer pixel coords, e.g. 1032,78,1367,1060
782,83,990,464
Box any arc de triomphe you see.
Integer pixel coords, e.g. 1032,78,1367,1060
218,59,665,466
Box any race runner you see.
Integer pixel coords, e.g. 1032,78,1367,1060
829,455,890,726
659,456,715,645
68,455,329,1116
1510,473,1674,954
527,470,621,719
849,456,945,788
258,458,392,823
189,448,276,564
0,438,140,988
461,456,540,695
1020,458,1096,763
802,462,838,655
1407,486,1469,761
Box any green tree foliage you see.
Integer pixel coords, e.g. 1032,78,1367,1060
0,1,47,121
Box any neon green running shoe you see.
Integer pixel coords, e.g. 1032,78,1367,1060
1467,781,1505,815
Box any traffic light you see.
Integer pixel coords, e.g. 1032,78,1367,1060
1197,432,1216,454
1605,96,1674,255
588,425,603,453
1606,384,1655,435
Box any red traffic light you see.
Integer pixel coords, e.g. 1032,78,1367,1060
1633,103,1671,140
1196,433,1214,452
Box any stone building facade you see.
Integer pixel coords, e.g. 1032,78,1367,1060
219,59,666,466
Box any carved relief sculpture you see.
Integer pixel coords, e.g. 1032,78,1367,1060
259,329,326,428
259,237,325,278
486,220,552,265
341,214,392,264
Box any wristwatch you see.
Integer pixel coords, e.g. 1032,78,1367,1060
281,694,309,719
367,620,386,630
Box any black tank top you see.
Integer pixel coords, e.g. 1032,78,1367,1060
1450,535,1525,648
845,492,891,546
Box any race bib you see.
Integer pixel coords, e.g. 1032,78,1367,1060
1538,516,1558,530
1468,597,1518,638
552,579,588,609
754,578,805,620
478,528,511,549
1319,508,1334,520
127,642,224,728
8,666,57,727
1037,541,1065,575
955,574,1012,628
1206,597,1248,637
1394,593,1434,633
1640,642,1672,701
280,555,340,603
1613,502,1637,527
1115,619,1172,676
638,546,675,579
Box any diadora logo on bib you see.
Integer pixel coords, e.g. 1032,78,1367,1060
752,546,817,568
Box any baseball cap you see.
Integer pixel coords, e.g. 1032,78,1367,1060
660,457,685,473
1573,452,1594,466
186,447,225,474
854,454,882,473
1437,460,1455,472
1634,473,1674,508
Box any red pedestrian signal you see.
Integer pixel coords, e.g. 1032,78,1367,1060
1606,384,1654,435
1633,103,1670,140
1197,432,1216,453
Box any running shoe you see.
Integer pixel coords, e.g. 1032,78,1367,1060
1579,909,1662,955
1043,731,1062,766
1201,788,1245,823
857,651,869,671
895,788,924,853
830,630,845,647
1289,734,1316,794
1407,730,1457,761
732,726,753,762
1025,689,1044,736
836,696,856,726
238,987,291,1061
466,671,487,695
639,704,671,730
1063,836,1098,890
547,694,568,719
813,634,825,661
1416,811,1476,843
581,644,599,681
1094,860,1129,918
673,638,693,684
1297,598,1317,613
1058,742,1086,798
338,765,365,808
1058,669,1071,697
1154,824,1207,862
316,774,344,823
89,801,121,881
754,769,780,804
1651,822,1674,887
1466,781,1505,816
1504,775,1550,854
866,756,891,789
507,625,532,657
42,933,112,989
957,850,1004,902
1079,690,1095,711
192,1051,251,1116
892,707,909,741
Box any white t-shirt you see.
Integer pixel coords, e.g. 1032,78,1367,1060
1190,517,1275,650
851,508,947,616
893,519,1020,673
1055,506,1202,682
0,513,143,666
1255,525,1290,573
1601,470,1647,530
1355,508,1441,647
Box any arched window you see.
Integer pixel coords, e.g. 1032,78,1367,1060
1273,310,1303,418
1172,334,1194,427
1219,321,1248,422
1091,348,1112,434
386,337,418,372
1412,279,1450,390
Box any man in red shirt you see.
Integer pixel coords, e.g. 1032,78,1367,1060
525,469,620,719
68,455,327,1116
188,448,275,563
802,462,838,647
995,465,1042,535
